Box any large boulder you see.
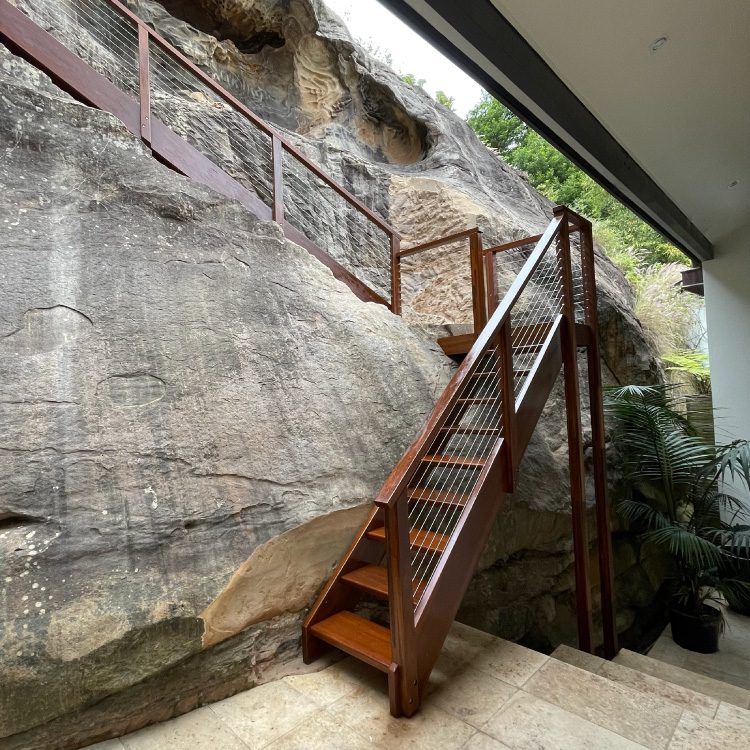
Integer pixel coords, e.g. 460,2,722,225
1,0,664,746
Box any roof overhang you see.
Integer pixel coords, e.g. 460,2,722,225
379,0,715,263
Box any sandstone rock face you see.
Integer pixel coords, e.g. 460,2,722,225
0,45,451,747
1,1,664,746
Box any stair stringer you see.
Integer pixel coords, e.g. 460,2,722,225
411,318,564,692
301,506,385,662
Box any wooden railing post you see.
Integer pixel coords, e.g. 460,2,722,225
385,499,420,716
271,134,284,223
579,219,619,658
498,320,516,491
484,247,498,316
470,230,487,333
391,234,402,315
554,206,594,654
137,23,151,145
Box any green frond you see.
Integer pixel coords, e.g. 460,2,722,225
642,525,723,570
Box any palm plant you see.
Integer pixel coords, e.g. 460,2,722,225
604,385,750,621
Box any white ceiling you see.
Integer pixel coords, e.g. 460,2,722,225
491,0,750,245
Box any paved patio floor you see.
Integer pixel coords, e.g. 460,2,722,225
649,606,750,691
85,621,750,750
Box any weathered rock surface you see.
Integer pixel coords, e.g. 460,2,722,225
0,43,451,747
1,0,665,746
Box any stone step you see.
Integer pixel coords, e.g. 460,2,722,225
552,645,721,718
615,647,750,710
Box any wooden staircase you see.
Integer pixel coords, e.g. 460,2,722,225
0,0,618,720
304,209,618,716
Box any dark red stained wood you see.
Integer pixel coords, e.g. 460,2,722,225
579,218,619,658
437,333,478,358
513,318,563,456
484,245,498,316
485,233,543,255
554,206,594,654
137,24,151,144
310,611,392,671
470,230,488,333
341,564,426,601
390,235,402,314
384,500,420,716
368,525,450,554
498,320,516,490
406,487,469,507
271,133,284,223
437,426,499,436
341,564,390,598
421,454,485,469
398,227,479,258
413,437,506,680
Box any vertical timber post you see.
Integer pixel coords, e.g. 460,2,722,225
555,206,594,653
470,230,488,333
137,23,151,145
579,218,619,658
391,234,402,315
385,499,420,716
271,134,285,224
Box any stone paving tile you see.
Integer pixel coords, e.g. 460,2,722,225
119,706,248,750
208,680,319,749
598,660,719,718
470,638,549,688
84,741,126,750
427,661,517,728
482,691,647,750
263,710,374,749
668,710,750,749
714,701,750,733
461,731,513,749
328,683,475,749
524,659,682,749
615,648,750,709
551,644,606,674
283,655,386,708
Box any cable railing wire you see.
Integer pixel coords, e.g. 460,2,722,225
408,237,564,604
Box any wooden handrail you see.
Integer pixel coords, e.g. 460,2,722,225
398,227,480,258
485,233,543,255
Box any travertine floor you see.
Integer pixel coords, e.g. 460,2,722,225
86,622,750,750
649,607,750,691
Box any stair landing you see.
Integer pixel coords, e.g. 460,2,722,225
86,621,750,750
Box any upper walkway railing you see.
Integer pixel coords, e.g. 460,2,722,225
1,0,401,307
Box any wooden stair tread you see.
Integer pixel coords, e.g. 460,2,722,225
367,525,451,553
422,453,486,468
341,564,389,598
439,426,500,436
341,564,426,601
407,486,470,507
309,611,392,671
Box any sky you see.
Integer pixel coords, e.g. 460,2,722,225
321,0,484,118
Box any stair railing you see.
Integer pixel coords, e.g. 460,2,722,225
395,228,487,334
375,211,587,711
0,0,401,308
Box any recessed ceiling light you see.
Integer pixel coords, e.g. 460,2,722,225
650,36,669,52
728,179,739,189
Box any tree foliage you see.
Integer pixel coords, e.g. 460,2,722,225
466,94,688,267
